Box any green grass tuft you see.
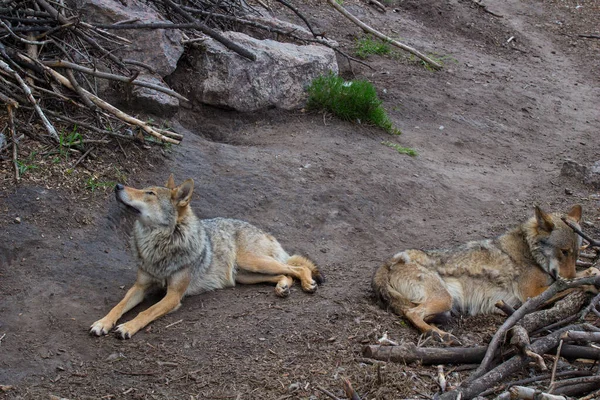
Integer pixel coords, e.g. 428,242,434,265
355,36,392,59
382,140,417,157
307,72,400,135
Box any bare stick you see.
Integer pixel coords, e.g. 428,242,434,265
72,146,94,168
363,343,487,364
368,0,387,13
562,217,600,247
7,103,19,181
0,19,50,45
548,339,563,392
317,386,342,400
161,0,256,61
44,60,188,102
20,55,182,144
507,386,566,400
439,324,584,400
0,59,59,142
272,0,322,37
65,68,97,110
326,0,442,70
496,300,516,316
578,34,600,39
469,275,600,382
561,331,600,342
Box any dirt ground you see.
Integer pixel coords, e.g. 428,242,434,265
1,0,600,398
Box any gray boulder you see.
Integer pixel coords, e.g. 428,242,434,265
128,74,179,117
561,159,600,189
172,31,338,112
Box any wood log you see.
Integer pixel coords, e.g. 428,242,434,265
519,290,588,332
363,343,487,365
438,324,583,400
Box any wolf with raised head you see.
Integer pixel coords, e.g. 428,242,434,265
90,175,323,339
372,205,590,342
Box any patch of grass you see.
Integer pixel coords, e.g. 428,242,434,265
58,126,83,160
382,140,417,157
355,35,392,59
85,176,115,192
307,72,401,135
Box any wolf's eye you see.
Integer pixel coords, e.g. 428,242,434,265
146,191,156,196
561,249,570,257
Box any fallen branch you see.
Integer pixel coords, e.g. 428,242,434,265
562,217,600,248
470,276,600,382
161,0,256,61
0,59,59,142
7,102,19,181
578,34,600,39
496,300,516,316
363,342,487,365
20,54,182,144
439,324,585,400
43,60,189,102
498,386,566,400
326,0,442,70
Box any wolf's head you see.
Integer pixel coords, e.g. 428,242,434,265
115,174,194,228
526,205,582,280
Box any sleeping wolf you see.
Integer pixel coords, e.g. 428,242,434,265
90,175,323,339
372,205,591,342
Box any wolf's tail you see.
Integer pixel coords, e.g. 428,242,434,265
288,255,325,285
372,256,412,315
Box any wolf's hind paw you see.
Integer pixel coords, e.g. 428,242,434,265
275,283,290,298
302,280,318,294
425,329,461,346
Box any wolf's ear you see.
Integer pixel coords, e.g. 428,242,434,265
165,174,176,189
535,205,555,232
567,204,582,223
173,179,194,207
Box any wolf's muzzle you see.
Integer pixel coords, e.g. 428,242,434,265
115,183,124,192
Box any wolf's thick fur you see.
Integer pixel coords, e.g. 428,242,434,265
372,205,585,341
90,175,323,339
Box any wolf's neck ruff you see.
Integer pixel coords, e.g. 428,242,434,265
132,211,207,280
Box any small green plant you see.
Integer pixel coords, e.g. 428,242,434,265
382,140,417,157
355,36,392,59
16,151,39,175
307,72,400,135
58,126,82,160
86,176,115,192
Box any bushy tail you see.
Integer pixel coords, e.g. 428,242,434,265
372,257,412,315
288,255,325,284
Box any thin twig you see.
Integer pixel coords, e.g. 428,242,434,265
562,217,600,247
548,339,563,393
316,386,342,400
0,59,59,142
7,103,19,181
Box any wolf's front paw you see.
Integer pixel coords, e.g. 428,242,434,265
114,323,137,340
90,318,114,336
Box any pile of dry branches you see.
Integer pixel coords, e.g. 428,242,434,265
364,222,600,399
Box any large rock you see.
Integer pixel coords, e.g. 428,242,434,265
171,31,338,112
561,159,600,189
70,0,184,78
128,74,179,117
